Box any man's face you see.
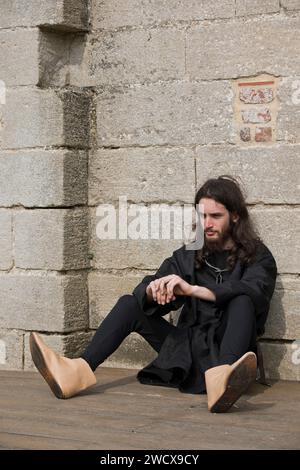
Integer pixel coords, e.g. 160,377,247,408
198,197,234,250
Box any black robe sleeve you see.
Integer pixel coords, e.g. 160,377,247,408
205,243,277,334
132,250,186,317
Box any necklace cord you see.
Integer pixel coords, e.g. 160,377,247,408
204,259,229,284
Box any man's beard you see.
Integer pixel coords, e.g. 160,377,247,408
203,224,233,253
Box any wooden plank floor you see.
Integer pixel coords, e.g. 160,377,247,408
0,367,299,450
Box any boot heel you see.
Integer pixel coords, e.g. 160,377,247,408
210,354,256,413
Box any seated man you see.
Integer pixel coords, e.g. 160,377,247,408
30,175,277,413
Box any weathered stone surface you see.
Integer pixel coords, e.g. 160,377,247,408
0,210,12,270
39,29,73,87
55,89,91,148
90,206,192,270
96,81,234,147
0,88,90,149
278,77,300,143
264,277,300,340
15,209,89,270
24,330,93,370
0,0,88,31
249,207,300,274
195,144,300,204
89,274,145,328
0,273,88,332
281,0,300,11
235,0,280,16
89,147,195,205
91,0,235,29
0,150,87,207
0,88,61,149
90,238,184,271
0,29,39,86
104,332,157,369
260,342,300,381
0,329,23,370
186,17,300,80
70,29,185,86
91,0,143,29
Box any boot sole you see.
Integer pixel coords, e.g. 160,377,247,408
210,353,257,413
30,333,65,399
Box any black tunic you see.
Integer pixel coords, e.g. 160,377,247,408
132,242,277,394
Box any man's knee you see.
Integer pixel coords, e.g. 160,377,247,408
118,294,134,301
117,294,142,315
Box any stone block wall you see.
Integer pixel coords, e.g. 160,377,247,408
0,0,91,369
0,0,299,380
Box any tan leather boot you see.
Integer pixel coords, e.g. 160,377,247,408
204,352,257,413
30,332,97,399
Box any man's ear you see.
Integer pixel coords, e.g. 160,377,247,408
232,212,239,223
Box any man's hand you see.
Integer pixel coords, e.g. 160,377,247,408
146,275,194,305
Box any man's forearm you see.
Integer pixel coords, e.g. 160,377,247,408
190,285,216,302
146,284,216,303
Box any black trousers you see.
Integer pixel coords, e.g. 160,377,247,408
81,294,257,372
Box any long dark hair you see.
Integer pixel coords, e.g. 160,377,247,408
193,175,261,270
